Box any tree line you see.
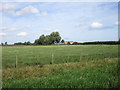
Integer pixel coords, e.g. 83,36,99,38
14,41,33,45
72,41,120,45
1,32,120,45
13,32,63,45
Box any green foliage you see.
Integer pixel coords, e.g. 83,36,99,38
5,42,7,45
14,41,33,45
72,42,78,45
61,39,65,43
1,43,4,45
1,42,8,45
76,41,120,45
34,32,61,45
67,42,70,45
34,39,39,45
50,32,61,44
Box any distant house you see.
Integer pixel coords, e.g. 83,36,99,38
55,41,75,45
54,43,65,45
64,41,74,44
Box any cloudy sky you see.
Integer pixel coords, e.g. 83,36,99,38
0,2,119,44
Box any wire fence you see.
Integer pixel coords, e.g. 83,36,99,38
2,52,118,69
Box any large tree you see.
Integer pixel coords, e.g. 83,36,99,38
34,32,61,45
34,39,39,45
44,35,51,45
39,35,46,45
49,32,61,44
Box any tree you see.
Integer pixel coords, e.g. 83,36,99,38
14,42,22,45
24,42,27,45
49,32,61,44
61,39,64,43
34,39,39,45
67,42,70,45
14,41,33,45
1,43,3,45
34,32,61,45
26,41,31,45
39,35,46,45
44,35,51,45
73,42,78,45
5,42,7,45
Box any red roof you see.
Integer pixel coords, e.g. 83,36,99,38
65,41,74,43
55,43,64,45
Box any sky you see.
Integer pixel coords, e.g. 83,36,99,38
1,0,119,2
0,2,119,44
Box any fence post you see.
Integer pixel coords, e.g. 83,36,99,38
15,55,18,68
68,56,69,62
52,53,54,64
80,54,82,61
63,57,64,63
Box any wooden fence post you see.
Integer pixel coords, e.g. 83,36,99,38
52,53,54,64
62,56,64,63
15,55,18,68
80,54,82,61
68,56,69,62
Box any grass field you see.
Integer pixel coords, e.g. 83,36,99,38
2,45,119,88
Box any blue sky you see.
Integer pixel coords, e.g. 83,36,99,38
0,2,119,44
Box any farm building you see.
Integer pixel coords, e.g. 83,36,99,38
64,41,75,44
54,43,65,45
55,41,75,45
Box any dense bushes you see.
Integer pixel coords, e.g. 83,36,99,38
10,41,120,46
72,41,120,45
14,41,33,45
34,32,61,45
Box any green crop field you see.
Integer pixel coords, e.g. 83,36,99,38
2,45,119,88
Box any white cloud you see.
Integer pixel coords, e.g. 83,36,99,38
75,22,84,27
25,25,32,28
44,28,60,35
90,22,103,28
36,12,48,16
5,5,48,16
0,27,18,31
45,28,60,32
0,25,32,31
9,28,18,31
11,5,39,16
1,4,48,16
0,27,8,31
0,4,18,11
115,21,120,25
17,32,28,36
0,16,11,23
0,33,7,36
2,0,119,2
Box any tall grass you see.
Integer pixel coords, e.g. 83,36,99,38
2,45,119,88
2,45,118,69
3,58,119,88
